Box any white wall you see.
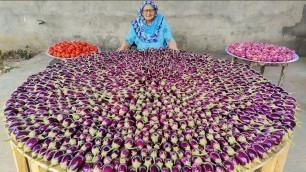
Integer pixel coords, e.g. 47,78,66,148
0,1,305,53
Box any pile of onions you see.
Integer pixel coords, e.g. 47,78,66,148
3,49,297,172
228,42,296,62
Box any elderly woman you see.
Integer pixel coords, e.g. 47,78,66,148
118,0,178,51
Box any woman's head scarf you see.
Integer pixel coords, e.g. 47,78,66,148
131,0,164,43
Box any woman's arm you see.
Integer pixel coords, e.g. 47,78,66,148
118,24,136,51
117,41,131,51
163,19,179,51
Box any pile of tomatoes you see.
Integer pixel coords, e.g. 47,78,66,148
48,41,99,58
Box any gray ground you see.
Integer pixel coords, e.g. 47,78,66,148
0,52,305,172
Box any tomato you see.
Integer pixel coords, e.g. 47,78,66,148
48,41,98,59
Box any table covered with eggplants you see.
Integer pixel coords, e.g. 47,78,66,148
3,48,297,172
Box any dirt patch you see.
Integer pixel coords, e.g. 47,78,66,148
0,49,39,75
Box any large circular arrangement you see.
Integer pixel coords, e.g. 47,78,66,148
3,49,297,172
227,42,296,63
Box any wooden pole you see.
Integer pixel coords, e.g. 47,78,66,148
10,142,28,172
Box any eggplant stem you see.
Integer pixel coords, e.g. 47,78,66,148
286,140,294,148
127,147,137,150
193,153,208,156
244,162,252,169
296,122,302,128
3,138,13,142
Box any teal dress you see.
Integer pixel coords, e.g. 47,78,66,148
125,13,175,50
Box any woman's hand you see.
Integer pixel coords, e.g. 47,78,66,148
117,46,124,52
168,41,179,51
117,41,131,52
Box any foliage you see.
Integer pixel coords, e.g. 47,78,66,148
16,49,35,60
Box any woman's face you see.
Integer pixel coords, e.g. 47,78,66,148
142,5,156,22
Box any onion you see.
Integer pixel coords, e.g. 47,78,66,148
228,42,296,62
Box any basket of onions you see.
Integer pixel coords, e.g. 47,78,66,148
227,42,298,63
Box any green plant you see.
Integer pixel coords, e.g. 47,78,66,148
0,50,3,67
16,49,34,60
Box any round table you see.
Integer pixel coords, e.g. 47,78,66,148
5,49,296,172
6,129,291,172
225,46,299,87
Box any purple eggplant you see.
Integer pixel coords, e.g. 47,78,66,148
223,160,234,171
31,144,42,157
172,165,181,172
234,150,250,166
93,161,103,171
192,164,202,172
150,164,161,172
101,145,111,157
14,130,30,140
50,150,65,166
215,164,225,172
118,164,128,172
24,137,39,152
81,142,93,152
80,163,92,172
180,141,191,151
246,147,258,161
209,152,222,164
60,153,74,170
66,145,78,154
111,137,124,149
8,122,24,132
103,156,112,164
43,150,57,161
37,147,48,159
68,155,85,171
139,166,147,172
136,138,145,149
181,166,192,172
132,155,142,171
102,164,114,172
270,135,282,145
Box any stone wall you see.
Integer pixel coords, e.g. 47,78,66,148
0,1,305,54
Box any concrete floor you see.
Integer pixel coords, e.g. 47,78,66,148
0,52,305,172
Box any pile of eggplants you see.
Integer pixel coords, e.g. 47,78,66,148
3,49,297,172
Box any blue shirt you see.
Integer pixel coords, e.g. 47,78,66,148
125,19,175,50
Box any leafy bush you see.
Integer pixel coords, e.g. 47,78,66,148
16,49,35,60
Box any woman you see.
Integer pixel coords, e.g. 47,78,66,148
118,0,178,51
